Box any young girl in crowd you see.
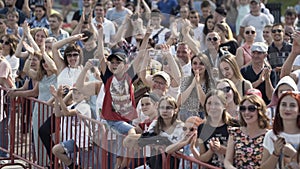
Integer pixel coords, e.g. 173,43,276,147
50,85,91,169
146,96,184,169
267,76,298,126
224,94,269,168
178,54,212,122
216,78,241,119
219,54,252,96
261,92,300,169
195,90,238,168
166,116,203,169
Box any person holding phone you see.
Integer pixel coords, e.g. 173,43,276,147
261,92,300,169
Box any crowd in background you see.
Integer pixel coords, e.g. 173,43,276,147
0,0,300,168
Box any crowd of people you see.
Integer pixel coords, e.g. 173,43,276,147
0,0,300,168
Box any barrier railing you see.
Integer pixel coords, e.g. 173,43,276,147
0,87,222,169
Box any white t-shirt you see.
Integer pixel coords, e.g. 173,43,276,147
92,18,116,43
150,27,170,45
62,100,92,148
5,55,19,82
263,130,300,168
57,66,83,87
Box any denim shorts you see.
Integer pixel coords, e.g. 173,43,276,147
106,120,134,135
61,139,78,154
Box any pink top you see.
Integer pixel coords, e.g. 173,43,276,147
242,43,252,65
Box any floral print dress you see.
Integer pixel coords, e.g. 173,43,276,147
229,127,266,169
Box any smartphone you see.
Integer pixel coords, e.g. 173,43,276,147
89,59,100,67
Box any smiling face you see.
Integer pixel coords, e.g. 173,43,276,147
191,56,205,75
108,57,126,74
206,18,215,31
35,6,46,20
30,55,40,70
206,32,221,50
279,95,299,121
66,51,80,67
34,30,47,47
271,25,284,42
183,121,198,137
220,61,234,79
240,100,259,125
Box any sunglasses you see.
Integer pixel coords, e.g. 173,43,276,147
183,127,197,132
159,106,174,110
207,37,218,42
141,103,151,106
218,86,231,93
271,29,283,33
0,40,10,45
239,105,258,112
66,53,79,58
245,30,255,35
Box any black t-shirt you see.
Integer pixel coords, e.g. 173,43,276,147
198,123,229,168
220,40,239,55
241,65,276,104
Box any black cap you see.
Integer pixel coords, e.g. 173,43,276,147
215,6,227,17
107,52,127,62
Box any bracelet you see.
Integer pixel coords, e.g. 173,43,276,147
272,151,280,157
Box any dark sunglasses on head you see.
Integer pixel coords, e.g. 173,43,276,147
207,37,218,42
66,53,79,57
218,86,231,93
239,105,258,112
183,127,197,132
245,30,255,35
271,29,283,33
0,40,10,45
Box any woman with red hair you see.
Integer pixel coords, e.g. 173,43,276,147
261,92,300,169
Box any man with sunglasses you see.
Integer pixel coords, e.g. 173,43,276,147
241,42,276,104
267,23,292,73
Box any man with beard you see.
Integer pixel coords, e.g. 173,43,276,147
267,23,292,74
0,0,27,25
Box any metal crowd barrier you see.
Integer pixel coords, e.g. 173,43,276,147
0,87,221,169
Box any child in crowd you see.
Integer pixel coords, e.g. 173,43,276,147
50,85,92,169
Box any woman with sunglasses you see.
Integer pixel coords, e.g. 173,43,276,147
1,34,19,86
177,53,212,122
165,116,203,169
52,34,84,88
219,54,252,96
224,94,269,169
261,92,300,169
196,90,238,168
214,22,238,56
236,25,256,68
216,78,241,119
200,15,215,51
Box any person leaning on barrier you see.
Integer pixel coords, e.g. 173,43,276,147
50,85,92,169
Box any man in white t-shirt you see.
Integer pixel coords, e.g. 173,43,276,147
238,0,271,44
93,2,116,45
149,9,170,46
105,0,132,28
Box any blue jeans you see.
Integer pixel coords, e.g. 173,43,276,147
61,139,93,168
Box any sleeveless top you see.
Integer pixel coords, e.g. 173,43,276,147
241,43,252,65
57,66,83,87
